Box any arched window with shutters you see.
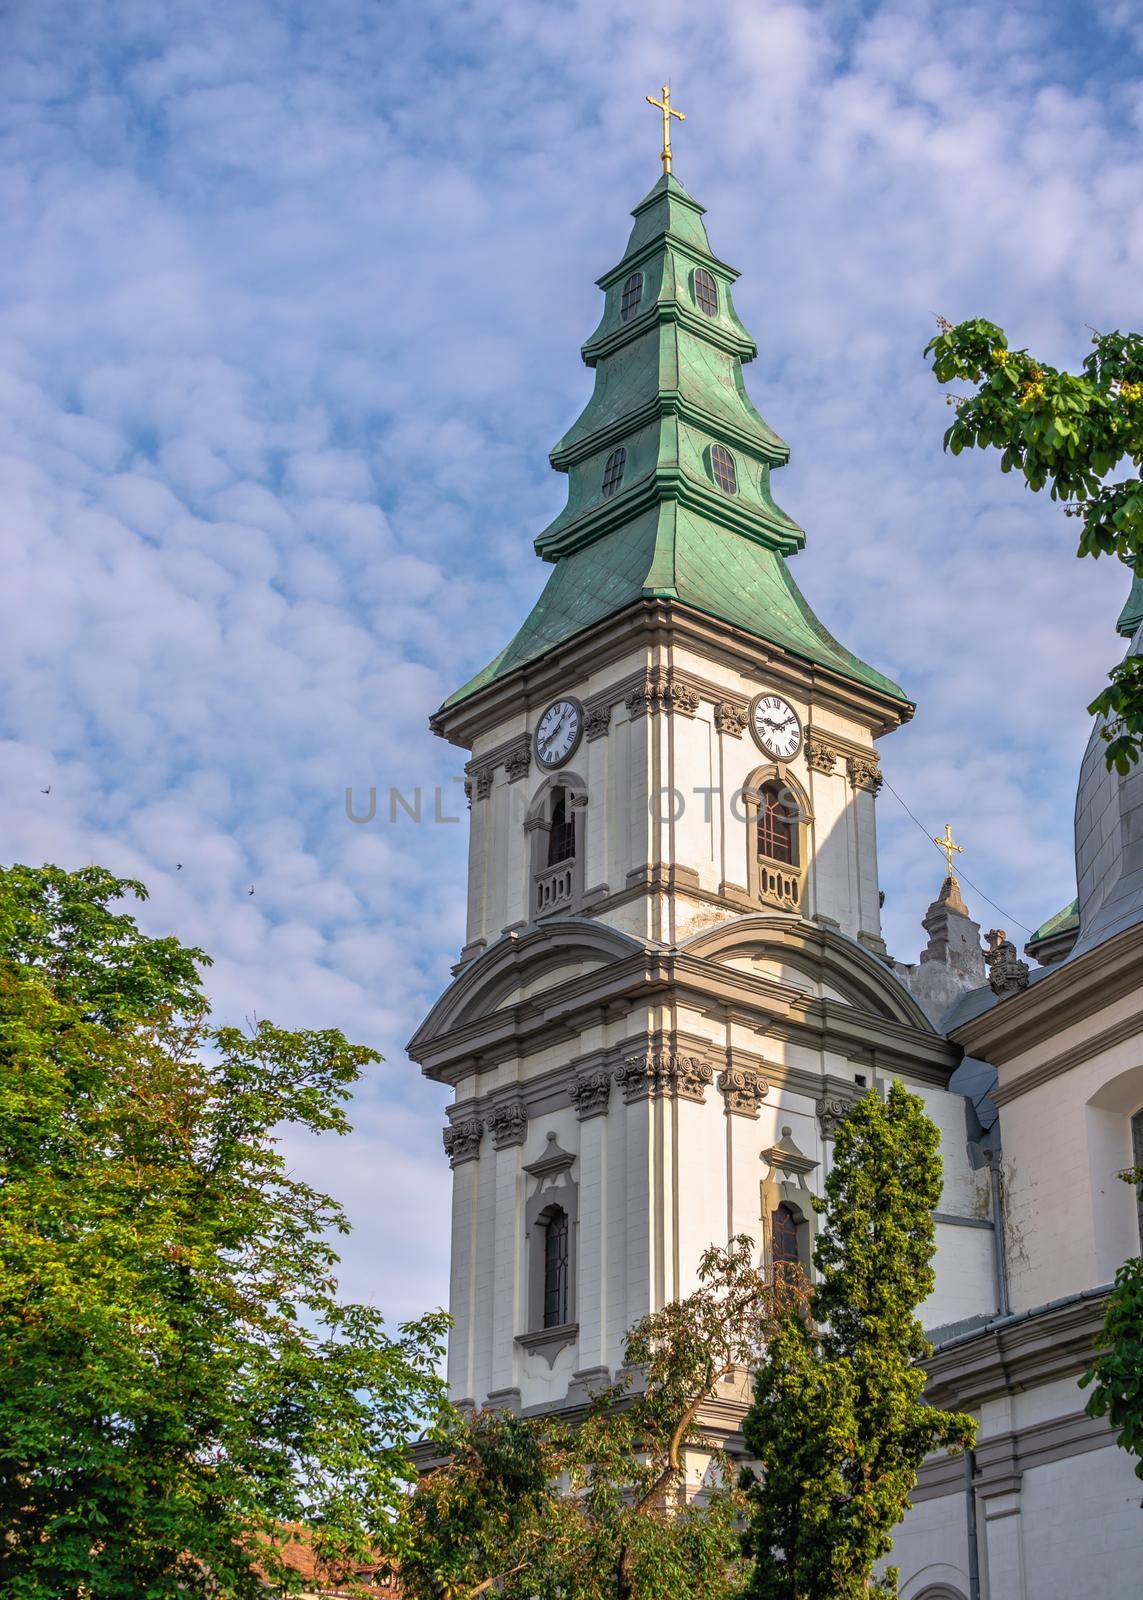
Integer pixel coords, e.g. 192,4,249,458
542,1207,570,1327
757,781,796,866
620,271,643,321
694,266,719,316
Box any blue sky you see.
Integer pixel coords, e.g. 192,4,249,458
4,0,1142,1319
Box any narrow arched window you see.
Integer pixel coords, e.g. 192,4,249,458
1132,1107,1143,1247
620,271,643,322
601,447,626,498
694,267,719,316
543,1208,569,1327
547,787,576,866
757,782,795,865
772,1202,800,1274
710,444,737,495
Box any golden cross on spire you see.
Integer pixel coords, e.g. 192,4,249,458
934,822,964,882
646,83,685,176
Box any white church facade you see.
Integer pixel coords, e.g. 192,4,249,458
407,167,1143,1599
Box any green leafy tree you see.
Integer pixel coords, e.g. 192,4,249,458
741,1082,976,1600
924,319,1143,770
1079,1163,1143,1478
396,1236,789,1600
0,864,449,1600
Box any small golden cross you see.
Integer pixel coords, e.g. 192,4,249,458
934,822,964,881
646,83,685,176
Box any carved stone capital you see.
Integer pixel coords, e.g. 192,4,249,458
487,1101,528,1150
584,702,612,741
665,677,700,716
474,765,494,801
714,701,748,738
718,1065,770,1117
443,1117,483,1167
614,1052,713,1104
504,743,532,783
625,678,658,719
463,777,473,808
805,736,839,775
570,1069,611,1120
815,1095,851,1139
847,753,883,794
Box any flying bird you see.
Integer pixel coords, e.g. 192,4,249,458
176,863,183,871
248,885,255,896
41,786,51,795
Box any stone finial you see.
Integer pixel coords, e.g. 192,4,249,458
984,929,1030,996
847,753,883,794
443,1117,483,1167
487,1101,528,1149
718,1065,770,1118
570,1069,611,1120
805,736,839,775
614,1052,713,1104
715,701,748,738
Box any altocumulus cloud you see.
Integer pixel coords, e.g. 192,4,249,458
2,0,1142,1314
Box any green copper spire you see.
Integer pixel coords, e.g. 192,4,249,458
442,175,908,710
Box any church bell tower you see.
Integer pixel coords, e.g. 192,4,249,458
408,151,985,1429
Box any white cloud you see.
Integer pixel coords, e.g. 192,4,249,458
2,0,1141,1316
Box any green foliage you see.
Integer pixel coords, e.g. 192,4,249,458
0,864,449,1600
924,318,1143,768
397,1236,782,1600
1079,1163,1143,1478
741,1082,976,1600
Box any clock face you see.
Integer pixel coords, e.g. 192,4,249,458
534,697,584,768
750,692,803,761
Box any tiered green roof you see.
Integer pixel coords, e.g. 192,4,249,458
443,174,908,709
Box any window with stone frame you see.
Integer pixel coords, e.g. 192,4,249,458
757,781,796,865
546,787,576,866
542,1207,570,1327
771,1202,801,1278
528,776,586,919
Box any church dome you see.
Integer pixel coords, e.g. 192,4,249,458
1070,592,1143,959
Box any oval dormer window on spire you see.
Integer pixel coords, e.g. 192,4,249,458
601,447,626,498
620,271,643,322
694,267,719,317
710,443,737,495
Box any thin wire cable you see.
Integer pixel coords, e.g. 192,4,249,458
878,773,1035,936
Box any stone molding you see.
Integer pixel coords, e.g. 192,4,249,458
487,1100,528,1149
714,700,749,737
515,1321,579,1368
718,1064,769,1117
805,735,839,774
847,753,883,793
990,1007,1143,1107
624,670,702,719
569,1069,611,1120
442,1117,483,1166
912,1407,1116,1505
614,1051,714,1103
924,1287,1110,1413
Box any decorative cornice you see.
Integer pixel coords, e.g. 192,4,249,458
990,1007,1143,1106
847,753,883,794
523,1130,576,1178
515,1321,579,1368
760,1125,819,1185
487,1100,528,1149
924,1287,1111,1413
805,735,839,775
714,700,748,738
614,1051,714,1103
442,1117,483,1166
570,1069,611,1120
717,1064,769,1117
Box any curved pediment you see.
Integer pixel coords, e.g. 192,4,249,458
408,919,652,1057
682,914,935,1031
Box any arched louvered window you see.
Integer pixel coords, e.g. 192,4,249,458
694,267,719,316
546,787,576,866
601,447,626,498
771,1202,801,1274
543,1208,569,1327
757,781,795,865
710,443,737,495
620,271,643,322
